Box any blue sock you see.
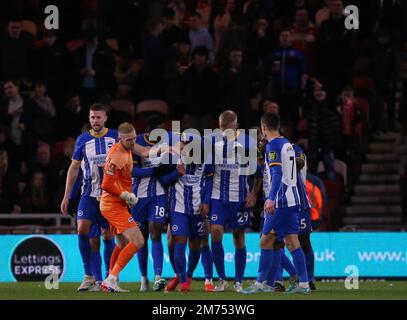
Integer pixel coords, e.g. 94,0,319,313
103,239,115,277
152,240,163,277
200,245,213,280
281,249,296,277
174,242,187,283
91,251,102,282
290,248,308,283
234,247,246,283
137,242,148,277
211,241,226,280
266,249,281,286
187,249,200,278
78,234,92,276
169,245,177,274
257,249,274,283
304,247,315,282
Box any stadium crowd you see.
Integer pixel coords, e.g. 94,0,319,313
0,0,406,230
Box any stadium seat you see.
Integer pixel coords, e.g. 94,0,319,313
110,98,136,120
106,38,119,51
352,76,375,93
317,160,347,185
22,20,38,38
136,100,169,115
66,39,85,52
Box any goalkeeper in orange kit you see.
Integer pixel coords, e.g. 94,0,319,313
100,122,145,293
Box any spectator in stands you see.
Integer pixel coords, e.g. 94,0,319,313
245,17,275,68
0,80,39,164
213,0,242,55
164,38,191,118
35,29,69,104
71,27,116,110
0,124,22,172
141,17,166,98
218,48,263,128
56,93,86,140
188,11,214,61
161,8,185,49
179,46,218,132
20,169,55,213
307,84,342,181
263,29,307,124
315,0,332,27
291,8,317,74
306,178,323,230
262,99,280,115
317,0,354,95
0,18,35,81
336,86,362,163
0,149,19,213
31,81,56,144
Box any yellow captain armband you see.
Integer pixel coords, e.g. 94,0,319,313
269,162,282,167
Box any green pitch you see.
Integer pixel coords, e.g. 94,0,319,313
1,281,407,300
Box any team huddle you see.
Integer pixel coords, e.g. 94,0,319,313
60,104,315,295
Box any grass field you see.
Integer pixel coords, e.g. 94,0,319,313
1,281,407,300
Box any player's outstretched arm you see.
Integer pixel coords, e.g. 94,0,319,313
60,160,81,215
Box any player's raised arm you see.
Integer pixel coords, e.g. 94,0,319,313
60,160,81,215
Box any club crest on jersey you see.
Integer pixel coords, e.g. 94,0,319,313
268,152,277,161
107,164,115,175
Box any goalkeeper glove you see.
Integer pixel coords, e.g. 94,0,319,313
119,191,139,208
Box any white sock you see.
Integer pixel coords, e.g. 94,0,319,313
299,282,309,288
154,275,161,281
205,279,212,285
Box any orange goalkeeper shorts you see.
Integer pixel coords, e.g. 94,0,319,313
101,205,137,235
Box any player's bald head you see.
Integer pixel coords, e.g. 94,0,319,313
219,110,238,130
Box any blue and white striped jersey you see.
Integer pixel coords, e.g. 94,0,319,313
132,133,166,198
169,163,214,215
210,131,255,203
266,136,300,208
72,128,118,198
293,144,311,210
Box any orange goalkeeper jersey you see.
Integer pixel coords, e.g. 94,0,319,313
100,142,133,210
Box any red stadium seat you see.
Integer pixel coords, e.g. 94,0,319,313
352,76,375,92
66,39,85,52
22,20,38,38
136,100,169,115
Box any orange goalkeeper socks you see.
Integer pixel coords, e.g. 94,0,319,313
109,245,122,274
111,242,138,277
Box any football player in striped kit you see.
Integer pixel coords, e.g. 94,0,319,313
242,112,309,294
209,110,258,292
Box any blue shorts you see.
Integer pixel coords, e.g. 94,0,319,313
262,206,299,241
298,208,312,235
170,212,206,239
77,196,110,230
88,223,101,238
209,200,251,230
130,195,167,229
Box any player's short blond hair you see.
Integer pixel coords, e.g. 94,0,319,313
118,122,135,134
219,110,237,129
